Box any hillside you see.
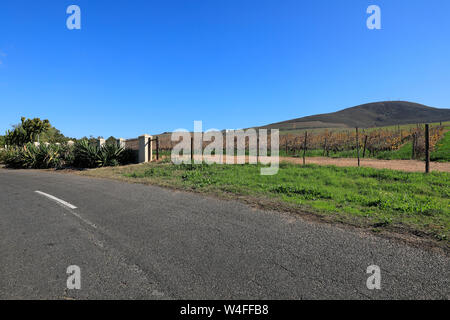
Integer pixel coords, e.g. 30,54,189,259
260,101,450,130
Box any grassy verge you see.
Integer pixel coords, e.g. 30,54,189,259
374,142,413,160
80,161,450,244
431,130,450,162
282,141,421,160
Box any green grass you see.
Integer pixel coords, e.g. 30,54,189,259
84,161,450,242
281,145,413,160
374,142,413,160
431,130,450,162
281,130,448,161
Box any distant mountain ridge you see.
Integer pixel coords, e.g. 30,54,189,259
260,101,450,130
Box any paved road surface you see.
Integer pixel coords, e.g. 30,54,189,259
0,169,448,299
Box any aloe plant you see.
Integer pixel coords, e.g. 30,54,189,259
3,139,130,169
73,139,101,168
97,143,124,167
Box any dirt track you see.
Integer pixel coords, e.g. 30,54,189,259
185,155,450,173
282,157,450,173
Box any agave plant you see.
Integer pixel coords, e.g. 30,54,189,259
19,143,38,168
73,139,101,168
0,149,5,164
120,148,138,165
58,143,75,167
2,143,64,169
2,144,35,168
98,143,124,167
34,144,62,169
2,147,25,168
4,139,129,169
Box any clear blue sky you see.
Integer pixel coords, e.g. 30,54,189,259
1,0,449,139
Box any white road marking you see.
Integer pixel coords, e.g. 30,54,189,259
35,191,77,209
67,210,98,229
34,190,97,229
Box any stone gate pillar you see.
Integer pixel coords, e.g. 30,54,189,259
138,134,152,163
117,138,125,149
97,138,105,148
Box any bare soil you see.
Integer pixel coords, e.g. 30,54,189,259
186,155,450,173
283,157,450,173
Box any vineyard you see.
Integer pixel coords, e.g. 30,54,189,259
279,124,445,159
153,123,448,162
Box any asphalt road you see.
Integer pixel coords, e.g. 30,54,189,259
0,169,448,299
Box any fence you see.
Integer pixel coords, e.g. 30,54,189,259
84,135,155,164
277,123,442,173
129,125,441,172
8,123,441,173
124,138,139,151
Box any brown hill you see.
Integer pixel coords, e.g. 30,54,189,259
260,101,450,130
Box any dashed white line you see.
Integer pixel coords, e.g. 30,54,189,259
34,190,97,229
35,190,77,209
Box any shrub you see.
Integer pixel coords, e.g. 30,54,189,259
2,144,37,168
33,144,62,169
2,140,136,169
2,143,69,169
72,139,101,168
97,143,124,167
59,144,75,166
120,148,138,165
72,139,134,168
0,148,6,164
5,117,51,146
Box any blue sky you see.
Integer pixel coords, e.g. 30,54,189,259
1,0,449,139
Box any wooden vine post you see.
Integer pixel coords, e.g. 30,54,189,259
362,135,368,158
156,137,159,160
356,127,360,167
425,124,430,174
303,131,307,165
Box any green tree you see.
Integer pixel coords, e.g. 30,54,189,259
20,117,51,143
5,125,28,146
5,117,51,146
106,136,117,145
40,126,75,144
